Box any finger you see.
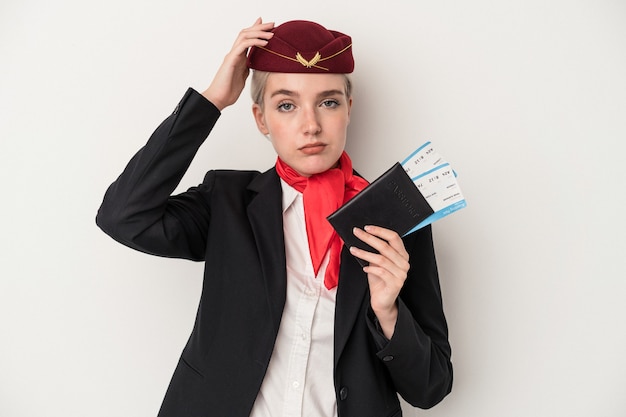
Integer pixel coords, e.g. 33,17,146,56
348,245,408,279
224,18,272,53
240,26,275,41
231,30,274,57
361,225,409,260
248,17,274,29
352,227,409,268
241,19,275,40
350,247,409,287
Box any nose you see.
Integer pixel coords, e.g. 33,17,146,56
302,106,321,135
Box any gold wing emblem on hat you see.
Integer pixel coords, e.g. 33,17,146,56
296,52,322,68
256,45,357,71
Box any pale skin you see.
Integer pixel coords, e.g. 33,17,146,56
202,18,410,339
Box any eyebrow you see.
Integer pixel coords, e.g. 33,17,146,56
270,89,297,98
269,89,345,99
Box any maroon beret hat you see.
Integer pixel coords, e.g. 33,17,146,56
247,20,354,73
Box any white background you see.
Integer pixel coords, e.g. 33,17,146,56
1,1,625,416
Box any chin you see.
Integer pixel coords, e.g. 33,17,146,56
302,160,339,177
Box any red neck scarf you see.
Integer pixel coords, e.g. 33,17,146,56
276,152,369,289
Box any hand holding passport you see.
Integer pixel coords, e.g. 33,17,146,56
327,142,466,264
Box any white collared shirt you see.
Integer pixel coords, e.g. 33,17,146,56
249,180,338,417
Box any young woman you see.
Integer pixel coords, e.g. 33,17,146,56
97,18,452,417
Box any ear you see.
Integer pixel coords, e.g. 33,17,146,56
252,104,270,135
347,96,353,124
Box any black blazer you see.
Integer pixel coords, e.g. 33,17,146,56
96,89,452,417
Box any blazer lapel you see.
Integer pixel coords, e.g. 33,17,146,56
334,247,368,366
247,168,288,334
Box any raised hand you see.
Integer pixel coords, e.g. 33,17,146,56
202,18,275,111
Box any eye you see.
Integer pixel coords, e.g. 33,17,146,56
321,99,340,109
277,102,295,112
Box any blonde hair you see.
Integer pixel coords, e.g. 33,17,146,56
250,70,353,108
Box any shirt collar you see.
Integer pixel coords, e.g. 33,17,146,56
280,179,301,213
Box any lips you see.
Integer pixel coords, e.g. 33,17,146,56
299,143,326,155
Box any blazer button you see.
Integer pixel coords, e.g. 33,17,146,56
339,387,349,400
382,355,394,362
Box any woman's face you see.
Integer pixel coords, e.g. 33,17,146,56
252,72,352,177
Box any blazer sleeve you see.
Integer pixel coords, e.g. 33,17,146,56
367,225,453,409
96,88,221,260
